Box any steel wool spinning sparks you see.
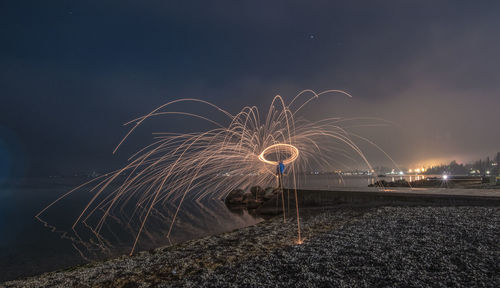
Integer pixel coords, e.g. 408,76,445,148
258,144,299,165
37,89,380,256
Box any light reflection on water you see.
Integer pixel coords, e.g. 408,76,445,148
290,174,428,189
0,177,262,282
0,174,430,281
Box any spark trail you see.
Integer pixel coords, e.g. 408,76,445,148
38,89,378,256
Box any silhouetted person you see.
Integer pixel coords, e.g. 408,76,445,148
276,161,285,189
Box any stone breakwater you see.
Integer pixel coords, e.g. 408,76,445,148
224,186,279,210
3,206,499,287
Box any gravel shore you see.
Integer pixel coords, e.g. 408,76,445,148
3,206,499,287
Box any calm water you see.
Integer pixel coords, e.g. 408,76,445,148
0,177,261,282
0,174,426,281
293,173,428,189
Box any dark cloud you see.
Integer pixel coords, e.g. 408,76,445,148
1,1,499,176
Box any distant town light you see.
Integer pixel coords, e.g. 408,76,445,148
442,175,449,180
399,171,404,175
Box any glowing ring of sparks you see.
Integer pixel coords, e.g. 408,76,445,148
258,143,299,165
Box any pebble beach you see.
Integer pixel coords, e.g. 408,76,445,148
3,205,498,287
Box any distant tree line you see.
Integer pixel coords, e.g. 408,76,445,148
424,152,500,176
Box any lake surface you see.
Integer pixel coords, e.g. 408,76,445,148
293,173,428,189
0,174,426,281
0,177,262,282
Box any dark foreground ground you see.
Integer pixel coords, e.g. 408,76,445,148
3,205,499,287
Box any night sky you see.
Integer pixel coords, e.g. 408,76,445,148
1,1,499,177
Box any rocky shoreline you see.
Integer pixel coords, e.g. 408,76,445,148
224,186,280,210
3,205,499,287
